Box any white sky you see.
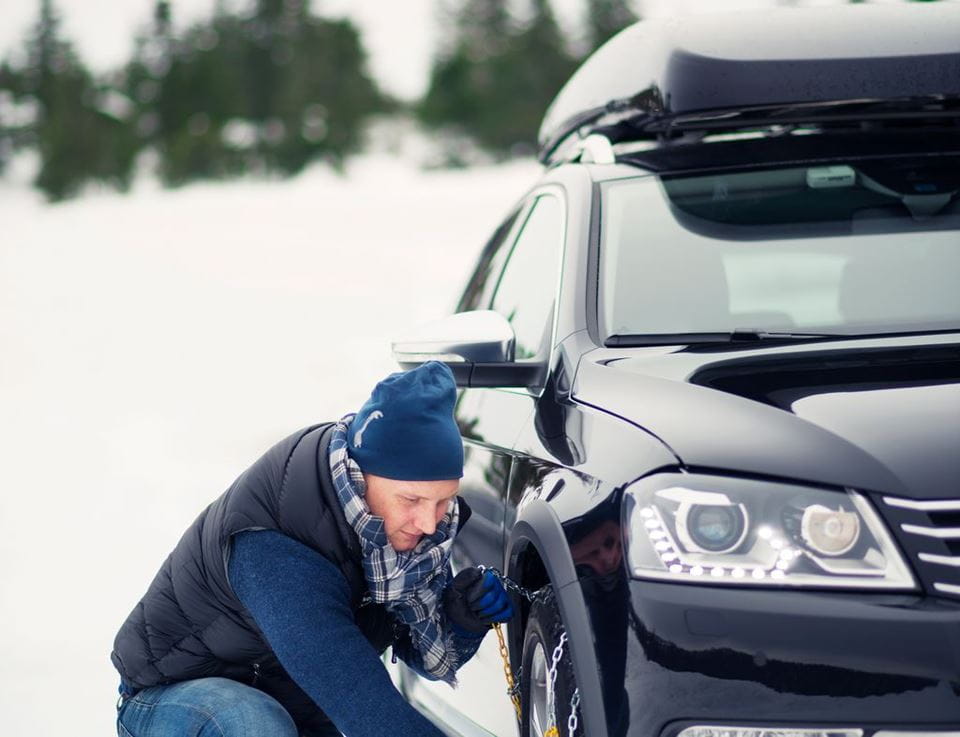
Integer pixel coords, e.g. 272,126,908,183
0,0,917,100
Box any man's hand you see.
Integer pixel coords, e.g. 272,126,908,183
443,568,514,635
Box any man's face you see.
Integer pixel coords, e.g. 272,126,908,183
362,472,460,552
571,520,624,577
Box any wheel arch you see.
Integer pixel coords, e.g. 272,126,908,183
506,499,609,737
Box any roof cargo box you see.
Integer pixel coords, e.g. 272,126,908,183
539,4,960,163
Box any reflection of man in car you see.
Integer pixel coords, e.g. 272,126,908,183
111,361,513,737
571,518,624,578
567,494,632,735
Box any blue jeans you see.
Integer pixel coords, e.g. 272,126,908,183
116,678,303,737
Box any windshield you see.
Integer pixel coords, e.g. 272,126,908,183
599,155,960,342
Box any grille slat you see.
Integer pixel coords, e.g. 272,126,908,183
900,524,960,539
882,496,960,512
917,552,960,567
881,496,960,600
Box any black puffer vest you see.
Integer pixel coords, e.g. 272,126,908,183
111,422,468,735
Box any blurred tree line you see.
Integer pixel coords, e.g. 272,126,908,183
0,0,943,201
0,0,639,201
0,0,386,200
418,0,638,160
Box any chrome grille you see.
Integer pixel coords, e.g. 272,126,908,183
881,496,960,599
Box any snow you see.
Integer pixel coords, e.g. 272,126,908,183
0,150,540,736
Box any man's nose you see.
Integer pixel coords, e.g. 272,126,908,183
415,504,437,536
601,540,623,572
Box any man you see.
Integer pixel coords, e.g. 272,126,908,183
112,361,513,737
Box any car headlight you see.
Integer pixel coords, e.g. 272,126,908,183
622,473,916,589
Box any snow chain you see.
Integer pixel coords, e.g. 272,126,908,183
492,622,521,720
478,566,582,737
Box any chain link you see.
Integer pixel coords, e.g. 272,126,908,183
567,688,581,736
475,566,582,736
547,632,567,729
493,622,522,721
509,665,523,703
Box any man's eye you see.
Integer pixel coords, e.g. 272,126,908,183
403,497,418,504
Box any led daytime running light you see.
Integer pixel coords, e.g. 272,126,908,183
643,506,793,581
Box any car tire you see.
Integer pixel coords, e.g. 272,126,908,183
520,593,578,737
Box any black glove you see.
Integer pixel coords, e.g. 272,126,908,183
443,567,515,635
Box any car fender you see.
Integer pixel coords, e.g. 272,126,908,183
506,498,609,737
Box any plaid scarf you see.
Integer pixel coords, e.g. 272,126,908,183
328,414,461,684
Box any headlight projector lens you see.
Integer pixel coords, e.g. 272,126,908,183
677,503,748,554
801,504,860,556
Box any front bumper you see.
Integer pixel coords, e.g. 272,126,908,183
581,576,960,737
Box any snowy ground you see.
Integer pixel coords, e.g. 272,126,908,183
0,150,540,736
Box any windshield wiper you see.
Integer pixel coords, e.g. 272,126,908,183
606,327,960,348
604,330,851,347
729,329,851,342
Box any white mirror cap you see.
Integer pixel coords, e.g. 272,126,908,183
392,310,516,364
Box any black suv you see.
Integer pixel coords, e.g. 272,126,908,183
390,5,960,737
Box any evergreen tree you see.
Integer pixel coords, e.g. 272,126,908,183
497,0,577,153
419,0,511,148
0,61,26,174
268,16,384,173
159,6,248,184
124,0,383,186
451,0,513,59
23,0,138,200
583,0,638,55
419,0,577,157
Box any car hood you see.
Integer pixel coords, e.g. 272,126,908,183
572,334,960,499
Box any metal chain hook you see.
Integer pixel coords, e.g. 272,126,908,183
476,565,552,604
473,565,581,736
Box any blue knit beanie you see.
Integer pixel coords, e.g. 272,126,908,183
348,361,464,481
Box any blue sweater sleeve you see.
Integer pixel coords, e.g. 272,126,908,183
228,529,446,737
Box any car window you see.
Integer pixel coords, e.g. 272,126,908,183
490,194,564,360
600,157,960,338
455,209,522,313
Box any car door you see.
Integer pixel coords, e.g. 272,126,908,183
453,190,568,573
403,191,568,737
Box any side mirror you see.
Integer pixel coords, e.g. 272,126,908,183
391,310,546,388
